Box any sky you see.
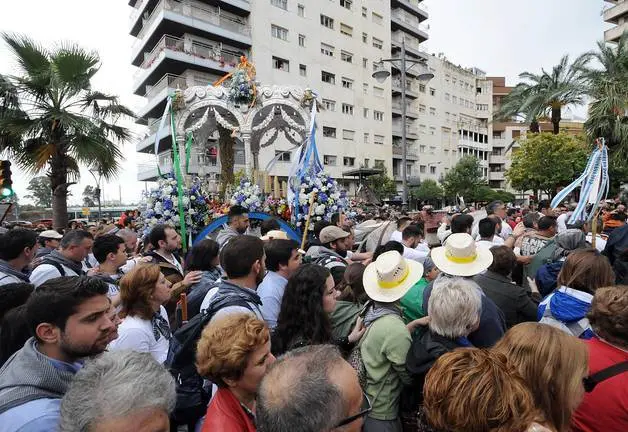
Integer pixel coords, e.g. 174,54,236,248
0,0,610,206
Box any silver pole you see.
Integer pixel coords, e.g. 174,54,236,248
401,39,408,210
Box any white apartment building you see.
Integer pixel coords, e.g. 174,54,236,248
604,0,628,43
130,0,422,194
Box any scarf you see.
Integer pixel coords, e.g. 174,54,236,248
152,312,172,342
0,259,29,283
47,250,85,275
363,301,402,328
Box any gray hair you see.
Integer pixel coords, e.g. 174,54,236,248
60,230,93,249
257,345,346,432
59,350,176,431
428,276,482,338
116,228,137,241
486,200,504,215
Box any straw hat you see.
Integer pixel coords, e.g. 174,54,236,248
431,233,493,277
260,230,289,241
363,251,424,303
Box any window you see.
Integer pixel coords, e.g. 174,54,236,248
363,133,369,143
323,126,337,138
373,86,384,97
343,157,355,166
271,24,288,40
324,155,337,166
429,127,436,135
340,0,352,10
419,124,426,134
362,32,368,43
271,0,287,10
419,84,426,93
320,14,334,29
372,12,383,25
297,4,305,17
362,6,367,17
341,77,353,89
374,134,384,145
322,99,336,111
419,145,426,153
364,158,370,167
420,165,426,174
418,104,426,114
429,107,436,116
374,110,384,121
375,159,385,167
452,96,458,104
363,107,369,118
298,34,305,47
362,57,368,68
445,93,450,101
342,129,355,140
275,150,291,161
429,88,436,96
340,23,353,37
341,50,353,63
321,71,335,84
362,83,368,94
342,103,354,115
299,64,307,76
272,56,289,71
372,37,383,49
320,43,334,57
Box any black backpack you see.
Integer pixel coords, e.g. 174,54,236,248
165,295,253,410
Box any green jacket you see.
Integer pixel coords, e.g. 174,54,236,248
361,314,412,420
400,278,429,323
330,300,362,340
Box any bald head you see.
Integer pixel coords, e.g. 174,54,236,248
257,345,361,432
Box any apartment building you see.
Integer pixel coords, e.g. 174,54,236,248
130,0,403,192
604,0,628,43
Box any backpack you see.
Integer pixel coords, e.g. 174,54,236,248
582,360,628,392
165,295,253,410
35,258,66,277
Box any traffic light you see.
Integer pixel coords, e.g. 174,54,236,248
0,160,13,197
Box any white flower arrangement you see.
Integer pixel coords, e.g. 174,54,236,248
293,171,348,230
229,178,263,212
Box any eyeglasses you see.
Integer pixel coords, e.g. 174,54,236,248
334,392,372,428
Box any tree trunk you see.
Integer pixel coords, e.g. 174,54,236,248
530,118,540,133
551,106,561,134
217,124,235,193
50,154,69,231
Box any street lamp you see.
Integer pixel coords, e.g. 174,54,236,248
373,38,433,210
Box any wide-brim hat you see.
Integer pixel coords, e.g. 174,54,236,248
260,230,289,241
39,229,63,240
363,251,424,303
431,233,493,277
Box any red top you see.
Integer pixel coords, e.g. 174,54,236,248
571,337,628,432
202,387,256,432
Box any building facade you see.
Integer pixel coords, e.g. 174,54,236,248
604,0,628,43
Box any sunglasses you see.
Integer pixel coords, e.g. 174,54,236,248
334,392,372,428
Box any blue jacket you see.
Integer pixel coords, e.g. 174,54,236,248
538,286,594,339
535,261,564,297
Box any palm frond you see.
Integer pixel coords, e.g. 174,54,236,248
2,33,50,79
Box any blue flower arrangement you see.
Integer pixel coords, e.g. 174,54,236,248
230,177,263,212
294,171,348,230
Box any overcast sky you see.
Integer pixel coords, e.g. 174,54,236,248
0,0,609,205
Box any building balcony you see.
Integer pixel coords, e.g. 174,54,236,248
391,10,429,42
604,0,628,23
391,0,429,21
392,102,418,119
391,77,419,98
458,139,490,151
489,154,507,165
132,34,241,94
392,145,419,159
131,0,252,61
489,170,505,181
136,118,172,153
391,33,429,62
605,23,628,43
392,123,419,139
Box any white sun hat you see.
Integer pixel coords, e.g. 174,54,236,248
363,251,424,303
431,233,493,277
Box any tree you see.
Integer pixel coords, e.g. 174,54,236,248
0,34,133,230
24,176,52,208
497,55,590,134
217,124,235,193
82,185,99,207
442,156,486,202
506,132,589,198
367,162,397,200
411,179,443,205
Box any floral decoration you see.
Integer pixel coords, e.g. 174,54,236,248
229,177,263,212
294,172,348,230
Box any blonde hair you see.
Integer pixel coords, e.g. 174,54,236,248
493,322,588,432
423,348,536,432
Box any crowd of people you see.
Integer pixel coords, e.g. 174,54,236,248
0,199,626,432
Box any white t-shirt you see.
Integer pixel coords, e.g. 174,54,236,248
109,305,170,364
403,245,428,263
389,230,403,243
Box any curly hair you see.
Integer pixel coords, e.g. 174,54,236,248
424,348,537,432
588,285,628,349
336,263,367,304
119,264,161,320
557,248,615,294
493,322,588,432
273,264,332,355
196,313,269,387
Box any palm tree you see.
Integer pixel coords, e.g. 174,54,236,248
582,32,628,159
497,55,590,134
0,34,133,229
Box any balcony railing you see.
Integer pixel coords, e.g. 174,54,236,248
143,72,213,101
137,34,242,73
392,78,419,93
137,0,251,40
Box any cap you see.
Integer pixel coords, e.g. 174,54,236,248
39,230,63,240
319,226,350,244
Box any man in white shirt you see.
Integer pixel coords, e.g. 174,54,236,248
389,217,411,243
476,218,504,249
486,200,512,240
401,224,428,263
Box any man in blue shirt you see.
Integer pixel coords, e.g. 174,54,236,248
0,276,116,431
258,239,302,329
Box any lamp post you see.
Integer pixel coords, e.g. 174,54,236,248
373,39,433,210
